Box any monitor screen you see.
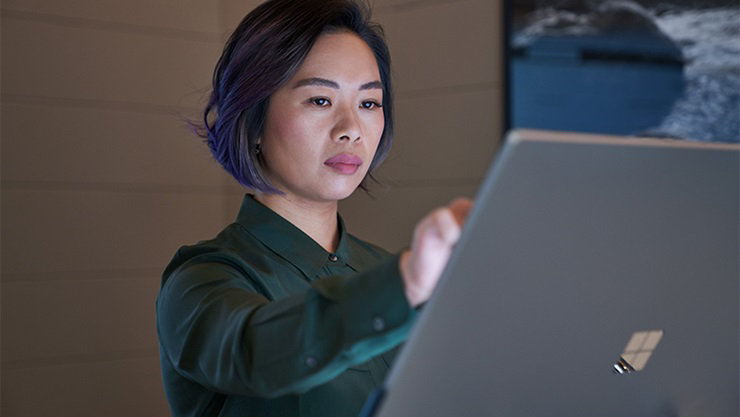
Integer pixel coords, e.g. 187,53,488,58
504,0,739,143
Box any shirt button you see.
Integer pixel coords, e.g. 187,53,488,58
328,254,338,262
372,316,386,332
305,356,318,368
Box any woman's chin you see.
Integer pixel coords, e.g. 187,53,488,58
322,186,360,202
318,176,366,201
323,183,367,202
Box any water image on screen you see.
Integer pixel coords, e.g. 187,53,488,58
506,0,739,143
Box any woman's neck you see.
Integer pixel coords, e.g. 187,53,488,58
254,193,340,253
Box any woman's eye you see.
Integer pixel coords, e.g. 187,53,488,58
361,100,382,110
310,97,331,107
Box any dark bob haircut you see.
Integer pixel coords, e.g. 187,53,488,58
200,0,393,193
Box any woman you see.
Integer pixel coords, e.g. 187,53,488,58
156,0,472,416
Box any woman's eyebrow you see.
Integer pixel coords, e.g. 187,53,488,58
294,77,339,89
293,77,382,90
359,81,382,90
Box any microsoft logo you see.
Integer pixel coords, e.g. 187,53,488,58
613,330,664,374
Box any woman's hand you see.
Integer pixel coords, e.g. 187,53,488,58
399,198,473,307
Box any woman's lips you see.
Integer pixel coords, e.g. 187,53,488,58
324,154,362,175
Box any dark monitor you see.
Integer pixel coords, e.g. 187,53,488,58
503,0,740,143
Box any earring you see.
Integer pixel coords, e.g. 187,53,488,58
254,143,262,155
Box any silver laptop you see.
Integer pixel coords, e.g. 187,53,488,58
366,129,739,417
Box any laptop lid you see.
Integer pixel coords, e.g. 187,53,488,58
370,129,739,417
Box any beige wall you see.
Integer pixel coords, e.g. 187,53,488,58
1,0,502,415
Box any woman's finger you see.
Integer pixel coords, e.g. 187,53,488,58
431,207,463,245
448,198,474,226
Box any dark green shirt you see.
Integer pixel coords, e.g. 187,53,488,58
156,195,415,417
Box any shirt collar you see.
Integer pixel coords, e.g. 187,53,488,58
234,194,357,279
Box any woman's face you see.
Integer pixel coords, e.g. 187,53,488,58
259,31,385,204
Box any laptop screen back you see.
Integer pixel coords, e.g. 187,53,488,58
373,129,739,417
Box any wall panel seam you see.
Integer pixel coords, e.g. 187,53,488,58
1,94,200,116
1,8,221,44
1,274,162,285
372,177,484,188
396,82,500,99
1,180,224,195
1,349,160,371
2,267,161,278
374,0,471,14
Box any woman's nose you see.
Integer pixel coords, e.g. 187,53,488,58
332,105,362,142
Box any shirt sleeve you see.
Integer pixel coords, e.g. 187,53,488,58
156,254,415,398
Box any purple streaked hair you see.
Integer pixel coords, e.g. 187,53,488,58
198,0,394,193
